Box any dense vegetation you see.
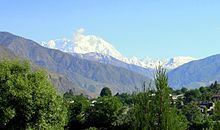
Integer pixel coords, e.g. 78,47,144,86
2,60,220,129
63,69,220,130
0,60,67,129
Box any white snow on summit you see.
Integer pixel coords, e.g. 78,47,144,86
40,28,197,70
41,28,124,60
73,28,124,60
123,56,196,70
165,56,196,69
41,38,73,53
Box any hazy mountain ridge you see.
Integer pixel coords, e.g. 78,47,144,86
0,44,89,96
0,32,151,97
168,54,220,89
1,31,220,92
0,45,16,59
74,52,155,78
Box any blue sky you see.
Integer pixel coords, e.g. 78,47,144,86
0,0,220,59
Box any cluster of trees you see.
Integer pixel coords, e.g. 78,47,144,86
0,60,67,129
63,67,188,130
170,81,220,130
2,60,220,130
62,69,220,130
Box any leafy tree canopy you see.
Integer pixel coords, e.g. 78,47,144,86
100,87,112,97
0,60,67,129
86,96,123,129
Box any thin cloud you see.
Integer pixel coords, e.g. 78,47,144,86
77,28,85,34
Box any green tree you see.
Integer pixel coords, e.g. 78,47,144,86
132,92,154,130
85,127,97,130
65,95,90,130
184,89,202,104
153,66,188,130
63,89,75,101
86,96,123,129
182,102,203,128
212,81,220,94
0,60,67,129
199,86,206,93
132,66,188,130
181,87,188,93
173,89,182,95
213,122,220,130
213,101,220,121
115,93,134,106
113,109,134,130
100,87,112,97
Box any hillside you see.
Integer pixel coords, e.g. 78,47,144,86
168,54,220,89
0,32,151,96
0,45,90,96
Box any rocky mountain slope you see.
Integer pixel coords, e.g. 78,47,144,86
0,45,89,96
168,55,220,89
0,32,151,97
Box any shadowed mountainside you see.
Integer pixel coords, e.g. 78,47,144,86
0,32,151,97
0,45,90,97
168,54,220,89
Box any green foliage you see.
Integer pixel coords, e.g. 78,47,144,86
213,101,220,121
86,96,123,129
211,81,220,94
181,87,188,93
173,89,182,95
0,60,67,129
63,89,75,101
182,102,203,124
100,87,112,97
154,67,171,130
184,89,202,103
65,94,90,130
85,127,97,130
113,109,134,130
131,66,188,130
115,93,134,106
172,81,220,129
5,60,220,130
153,66,188,130
132,92,154,130
213,122,220,130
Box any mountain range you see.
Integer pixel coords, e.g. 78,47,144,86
168,54,220,89
34,29,220,90
41,29,196,70
1,31,220,95
0,32,151,97
0,45,89,96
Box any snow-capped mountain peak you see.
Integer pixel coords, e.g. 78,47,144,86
165,56,197,69
40,28,197,70
73,28,124,60
41,38,73,53
124,56,196,70
41,28,124,61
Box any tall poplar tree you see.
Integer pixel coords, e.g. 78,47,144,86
153,66,188,130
